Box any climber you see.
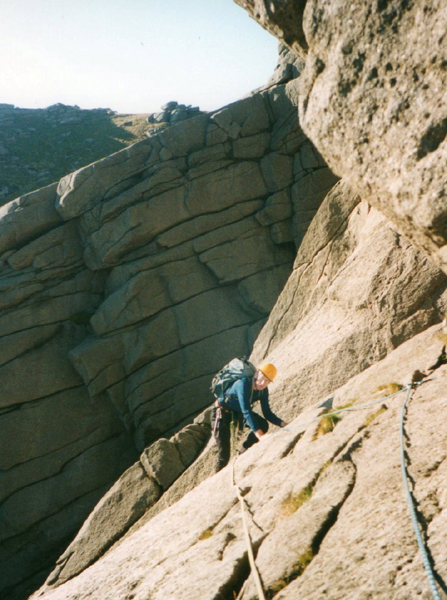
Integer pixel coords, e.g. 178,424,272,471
212,362,288,471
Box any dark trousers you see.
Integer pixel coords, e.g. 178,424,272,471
212,407,269,471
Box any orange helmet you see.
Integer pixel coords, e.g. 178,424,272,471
258,362,277,382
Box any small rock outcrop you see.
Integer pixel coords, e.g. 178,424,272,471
146,101,203,127
261,43,305,89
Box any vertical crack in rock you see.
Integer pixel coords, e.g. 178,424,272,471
236,418,372,600
213,531,268,600
212,552,251,600
275,432,304,459
309,461,357,553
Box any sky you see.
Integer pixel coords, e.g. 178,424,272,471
0,0,279,114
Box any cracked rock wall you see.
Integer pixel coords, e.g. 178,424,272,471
30,177,447,600
21,4,447,598
0,78,337,599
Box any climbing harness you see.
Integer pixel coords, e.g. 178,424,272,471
230,377,441,600
399,383,442,600
212,406,222,442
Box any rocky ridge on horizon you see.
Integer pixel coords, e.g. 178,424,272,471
0,103,152,205
0,41,299,209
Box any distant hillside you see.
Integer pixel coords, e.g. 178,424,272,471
0,103,164,205
0,44,301,208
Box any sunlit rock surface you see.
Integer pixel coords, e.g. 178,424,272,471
4,4,447,597
31,181,447,600
31,325,447,600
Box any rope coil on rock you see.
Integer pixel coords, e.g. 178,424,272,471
399,384,442,600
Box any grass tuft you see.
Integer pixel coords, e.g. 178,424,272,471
295,548,314,572
375,382,404,396
199,529,214,541
363,405,387,427
281,485,313,518
313,411,341,440
337,401,354,410
346,397,359,405
435,331,447,346
268,549,314,597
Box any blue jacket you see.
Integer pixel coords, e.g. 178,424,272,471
221,377,282,433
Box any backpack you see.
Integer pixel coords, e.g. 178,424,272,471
211,357,257,401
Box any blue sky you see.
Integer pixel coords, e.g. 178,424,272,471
0,0,279,114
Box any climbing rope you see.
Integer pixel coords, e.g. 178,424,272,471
230,378,439,600
277,379,442,597
399,384,442,600
231,454,266,600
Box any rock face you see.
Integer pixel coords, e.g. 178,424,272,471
234,0,309,61
264,43,305,88
30,179,447,600
0,78,337,599
30,324,447,600
251,180,447,420
235,0,447,275
5,5,447,598
42,417,211,590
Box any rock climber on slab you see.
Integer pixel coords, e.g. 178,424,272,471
211,360,288,471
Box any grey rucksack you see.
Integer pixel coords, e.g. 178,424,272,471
210,357,256,401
